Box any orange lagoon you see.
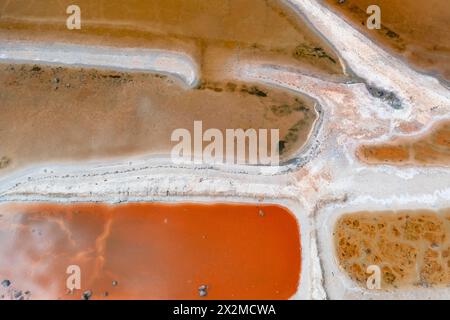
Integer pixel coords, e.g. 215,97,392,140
0,202,301,300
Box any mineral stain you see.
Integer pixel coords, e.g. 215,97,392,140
335,208,450,289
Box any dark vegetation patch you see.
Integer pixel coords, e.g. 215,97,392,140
0,156,11,169
271,98,309,117
279,119,309,155
293,44,336,64
197,81,268,97
366,85,403,109
240,85,267,97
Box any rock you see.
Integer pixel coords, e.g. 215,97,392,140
13,290,23,299
366,85,403,109
198,285,208,297
82,290,93,300
1,279,11,288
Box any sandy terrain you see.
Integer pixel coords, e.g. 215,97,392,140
0,0,449,300
0,63,318,176
0,0,343,80
323,0,450,83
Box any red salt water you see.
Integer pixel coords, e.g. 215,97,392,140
0,203,301,300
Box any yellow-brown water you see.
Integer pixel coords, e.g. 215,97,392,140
357,121,450,167
335,209,450,289
0,0,343,79
323,0,450,82
0,63,318,176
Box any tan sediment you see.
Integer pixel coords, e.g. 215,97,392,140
0,0,343,79
357,120,450,167
0,63,318,176
334,208,450,289
322,0,450,82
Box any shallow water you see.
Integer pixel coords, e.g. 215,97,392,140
357,121,450,167
0,202,301,300
335,209,450,289
323,0,450,82
0,64,318,176
0,0,343,79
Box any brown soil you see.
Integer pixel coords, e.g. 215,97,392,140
0,63,318,176
323,0,450,82
0,0,343,79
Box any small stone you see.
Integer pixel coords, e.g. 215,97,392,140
1,279,11,288
258,209,265,217
198,285,208,298
112,280,118,286
82,290,92,300
13,290,23,299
